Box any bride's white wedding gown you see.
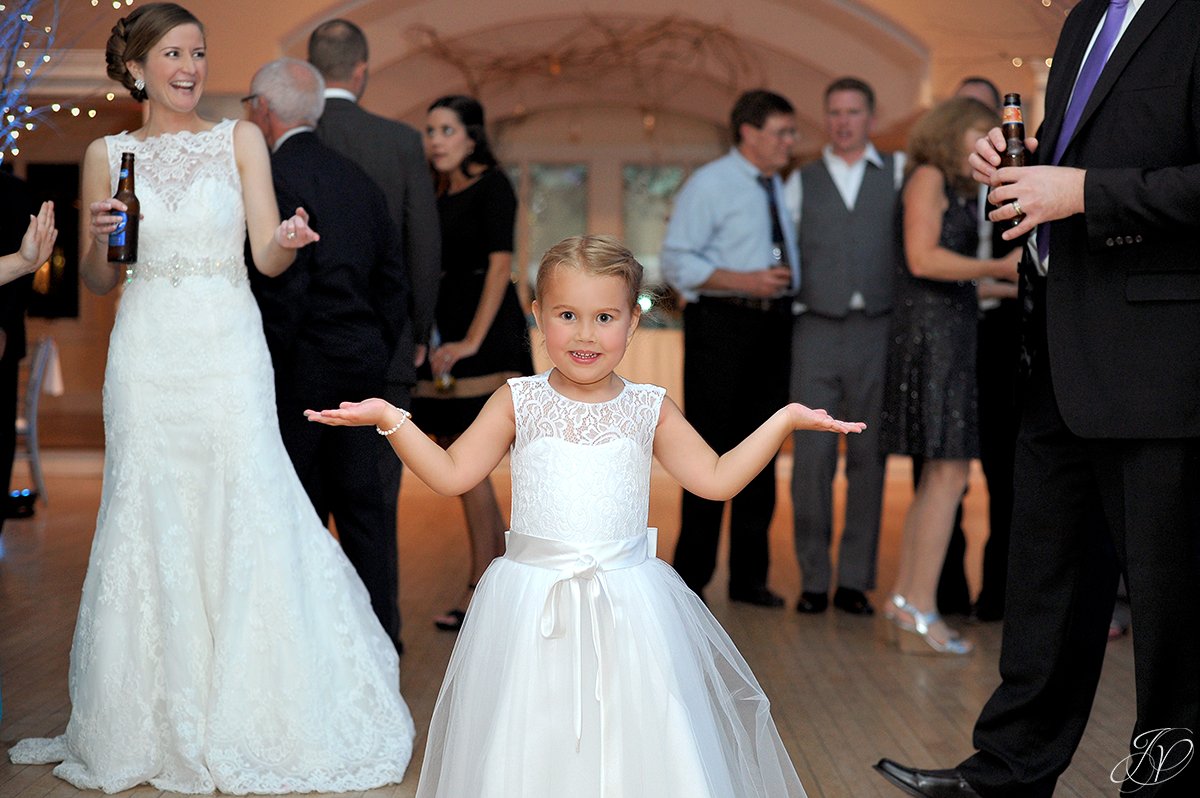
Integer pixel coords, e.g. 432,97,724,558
8,119,414,794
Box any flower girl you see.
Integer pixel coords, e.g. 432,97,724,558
307,235,865,797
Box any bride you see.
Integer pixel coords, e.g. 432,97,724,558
7,3,414,793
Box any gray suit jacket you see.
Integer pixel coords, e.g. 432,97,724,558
316,97,440,388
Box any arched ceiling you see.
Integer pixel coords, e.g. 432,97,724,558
26,0,1073,150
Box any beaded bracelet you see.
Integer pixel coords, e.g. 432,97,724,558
376,408,412,436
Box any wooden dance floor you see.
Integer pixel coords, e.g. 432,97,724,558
1,451,1136,797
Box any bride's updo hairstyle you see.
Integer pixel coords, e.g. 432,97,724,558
106,2,204,102
536,235,644,312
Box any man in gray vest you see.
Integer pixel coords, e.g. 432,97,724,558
789,77,903,616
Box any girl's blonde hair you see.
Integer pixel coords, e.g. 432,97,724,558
535,235,644,310
906,96,998,197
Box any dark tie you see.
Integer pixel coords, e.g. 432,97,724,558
757,175,790,270
1039,0,1130,263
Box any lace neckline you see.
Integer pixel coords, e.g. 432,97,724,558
114,118,234,144
542,370,629,406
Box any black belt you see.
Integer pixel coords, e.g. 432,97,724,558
698,294,794,315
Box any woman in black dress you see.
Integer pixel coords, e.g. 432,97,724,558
879,97,1019,654
415,95,533,630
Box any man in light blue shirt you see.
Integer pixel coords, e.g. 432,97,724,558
662,89,799,607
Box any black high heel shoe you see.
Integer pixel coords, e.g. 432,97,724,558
433,609,466,631
433,583,475,632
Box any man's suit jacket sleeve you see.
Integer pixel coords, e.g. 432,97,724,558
1057,0,1200,254
372,192,409,356
251,170,312,358
399,128,440,346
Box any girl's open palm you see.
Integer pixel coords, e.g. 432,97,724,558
789,403,867,434
304,398,392,428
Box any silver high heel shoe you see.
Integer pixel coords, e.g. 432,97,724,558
895,605,973,656
879,593,917,644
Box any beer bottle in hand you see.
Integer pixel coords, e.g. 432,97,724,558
1000,93,1026,225
107,152,139,263
1000,93,1026,168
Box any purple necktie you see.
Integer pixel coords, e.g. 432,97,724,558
1039,0,1130,263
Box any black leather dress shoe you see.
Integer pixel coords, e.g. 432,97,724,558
833,586,875,615
873,759,981,797
795,591,828,613
970,601,1004,623
728,585,785,608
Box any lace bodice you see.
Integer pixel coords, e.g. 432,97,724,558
508,372,665,543
105,119,248,285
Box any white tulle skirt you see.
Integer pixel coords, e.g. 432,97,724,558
415,530,807,797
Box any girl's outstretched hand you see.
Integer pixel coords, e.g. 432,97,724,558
304,398,396,428
787,403,867,434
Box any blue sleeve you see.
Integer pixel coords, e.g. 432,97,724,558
661,174,720,294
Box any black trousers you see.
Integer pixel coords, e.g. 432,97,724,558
959,352,1200,797
278,381,404,654
671,299,791,595
0,355,18,514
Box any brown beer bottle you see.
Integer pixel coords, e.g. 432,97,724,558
107,152,140,263
1000,93,1026,225
1000,93,1026,169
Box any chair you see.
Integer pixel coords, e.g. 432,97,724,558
15,336,55,505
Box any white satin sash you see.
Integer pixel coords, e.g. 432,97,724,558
503,528,658,779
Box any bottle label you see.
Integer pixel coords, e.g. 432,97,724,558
119,168,129,180
109,211,128,246
1002,106,1023,123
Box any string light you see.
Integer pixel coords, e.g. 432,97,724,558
3,0,134,161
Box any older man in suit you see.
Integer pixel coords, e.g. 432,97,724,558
245,58,409,655
876,1,1200,796
307,19,441,646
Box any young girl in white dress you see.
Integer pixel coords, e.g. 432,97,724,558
308,235,865,797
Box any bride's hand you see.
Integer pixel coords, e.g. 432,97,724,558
88,198,129,245
275,207,319,249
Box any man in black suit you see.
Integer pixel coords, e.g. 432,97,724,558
307,21,440,644
306,19,439,398
877,1,1200,796
246,58,409,654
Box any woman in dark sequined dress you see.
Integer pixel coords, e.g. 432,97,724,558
879,97,1019,655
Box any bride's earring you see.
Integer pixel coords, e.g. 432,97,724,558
134,77,145,91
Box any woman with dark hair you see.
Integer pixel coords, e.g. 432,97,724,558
878,97,1019,655
414,95,532,632
7,3,413,791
